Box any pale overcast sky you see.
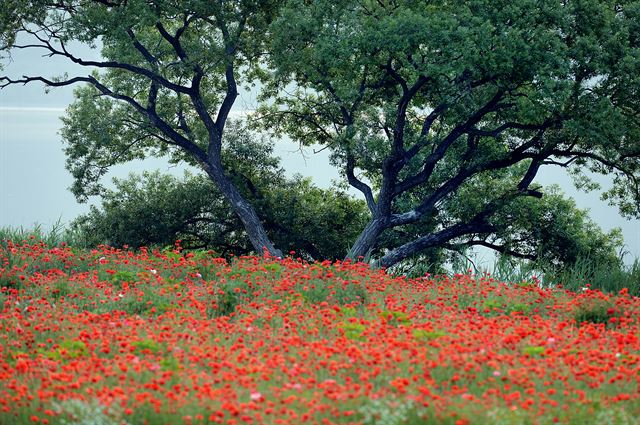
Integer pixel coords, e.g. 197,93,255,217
1,39,638,265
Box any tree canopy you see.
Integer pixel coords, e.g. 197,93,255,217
1,0,638,269
2,0,286,256
261,0,640,267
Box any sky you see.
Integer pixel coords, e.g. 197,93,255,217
0,40,638,266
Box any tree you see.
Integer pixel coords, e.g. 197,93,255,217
2,0,638,269
260,0,640,267
72,171,248,252
1,0,285,256
70,125,369,259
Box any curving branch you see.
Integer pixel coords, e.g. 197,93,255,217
396,89,507,193
12,26,192,94
391,127,550,227
1,71,209,169
346,153,376,213
549,148,640,193
126,29,159,66
467,121,554,138
377,219,496,269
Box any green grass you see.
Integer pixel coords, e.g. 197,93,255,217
0,220,82,248
544,257,640,295
2,224,639,297
462,254,640,297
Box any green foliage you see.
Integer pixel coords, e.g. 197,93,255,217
338,321,366,341
379,309,411,325
300,279,368,306
67,120,369,260
71,168,368,261
264,177,369,260
109,270,136,287
160,355,181,372
131,339,162,355
0,220,82,249
491,186,625,269
2,0,638,270
40,340,89,362
262,0,640,267
71,171,243,252
479,297,532,316
214,280,254,318
412,329,446,341
522,346,546,357
117,290,172,316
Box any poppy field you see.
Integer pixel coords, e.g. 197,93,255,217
1,240,639,425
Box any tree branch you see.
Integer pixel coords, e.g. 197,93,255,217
467,121,553,138
392,127,549,227
377,220,496,268
346,153,376,213
446,240,538,261
12,26,192,94
396,89,507,193
126,28,159,66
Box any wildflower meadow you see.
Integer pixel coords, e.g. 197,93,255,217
1,239,639,424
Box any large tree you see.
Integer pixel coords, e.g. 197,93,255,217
1,0,638,269
260,0,640,267
70,122,369,259
0,0,285,256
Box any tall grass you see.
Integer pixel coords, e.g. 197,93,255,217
543,257,640,295
0,220,84,248
472,255,640,296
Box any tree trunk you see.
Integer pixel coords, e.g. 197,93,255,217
206,163,283,258
347,218,386,260
377,236,437,269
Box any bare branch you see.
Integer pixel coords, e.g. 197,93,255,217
1,74,96,89
9,27,191,94
549,148,640,201
3,73,210,167
397,89,507,192
346,153,376,213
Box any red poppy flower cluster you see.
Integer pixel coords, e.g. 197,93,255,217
1,240,639,424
